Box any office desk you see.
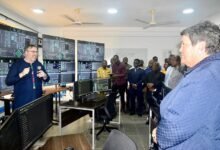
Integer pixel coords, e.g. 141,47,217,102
59,97,107,150
43,86,72,115
38,134,91,150
43,86,71,96
0,90,13,115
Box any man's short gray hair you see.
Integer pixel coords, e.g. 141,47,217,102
180,21,220,54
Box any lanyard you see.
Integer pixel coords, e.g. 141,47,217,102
30,64,36,90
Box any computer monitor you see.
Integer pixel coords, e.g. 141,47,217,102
0,61,14,90
42,34,75,61
18,94,53,150
0,24,38,59
0,110,22,150
78,72,91,80
93,78,111,92
74,79,93,100
60,61,75,85
60,73,74,85
43,60,60,85
0,91,53,150
91,62,102,70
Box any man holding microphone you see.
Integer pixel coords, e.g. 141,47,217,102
6,44,50,109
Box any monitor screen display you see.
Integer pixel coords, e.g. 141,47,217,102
74,80,93,98
60,61,75,72
91,62,102,70
60,73,74,84
93,78,111,92
91,72,97,79
43,61,60,85
0,75,13,90
78,72,91,80
0,24,38,58
77,41,93,61
60,61,75,84
77,40,104,61
93,43,104,61
42,35,75,60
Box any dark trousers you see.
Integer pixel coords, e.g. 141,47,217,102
112,83,126,112
129,87,144,115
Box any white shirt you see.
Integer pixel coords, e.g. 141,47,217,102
164,66,174,87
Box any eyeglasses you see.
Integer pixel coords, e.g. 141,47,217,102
27,50,38,53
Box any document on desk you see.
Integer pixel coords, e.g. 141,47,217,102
3,94,13,99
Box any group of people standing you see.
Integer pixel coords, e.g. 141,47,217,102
97,53,184,117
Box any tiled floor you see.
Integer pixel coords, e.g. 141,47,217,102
32,111,150,150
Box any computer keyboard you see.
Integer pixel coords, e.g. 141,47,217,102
86,93,106,102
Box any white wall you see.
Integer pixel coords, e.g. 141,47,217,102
39,27,182,66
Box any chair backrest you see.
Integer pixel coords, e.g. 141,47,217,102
103,130,137,150
104,92,117,120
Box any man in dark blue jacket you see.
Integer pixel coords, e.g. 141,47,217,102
128,59,145,116
153,21,220,149
6,45,50,109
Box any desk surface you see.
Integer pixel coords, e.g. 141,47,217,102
60,96,107,109
0,89,13,97
43,86,72,95
38,134,91,150
0,90,13,102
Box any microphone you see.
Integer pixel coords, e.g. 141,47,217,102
37,66,42,71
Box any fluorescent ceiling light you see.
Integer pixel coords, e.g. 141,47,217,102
182,8,194,14
108,8,118,14
32,8,44,14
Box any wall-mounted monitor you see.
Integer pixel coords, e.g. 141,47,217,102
77,40,104,61
78,72,91,80
78,62,91,72
0,24,38,58
0,61,13,90
60,61,75,85
60,73,74,84
42,34,75,61
43,60,60,85
91,62,102,70
94,43,104,61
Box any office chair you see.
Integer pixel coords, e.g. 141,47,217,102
95,92,118,140
103,130,137,150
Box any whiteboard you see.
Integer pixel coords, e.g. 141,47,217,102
105,48,148,66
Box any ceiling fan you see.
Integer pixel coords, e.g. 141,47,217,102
135,9,179,29
63,8,102,26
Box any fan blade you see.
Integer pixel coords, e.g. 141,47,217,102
156,20,180,26
82,22,102,25
63,15,76,23
135,19,149,24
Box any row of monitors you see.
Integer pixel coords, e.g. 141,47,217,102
0,61,75,90
0,60,102,90
74,78,111,100
0,24,104,61
0,60,102,75
43,60,75,85
0,24,37,58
